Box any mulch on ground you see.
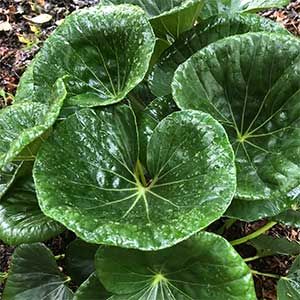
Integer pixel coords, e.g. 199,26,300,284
1,1,300,299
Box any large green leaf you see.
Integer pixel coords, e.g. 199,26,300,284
15,5,155,108
277,256,300,300
74,273,112,300
66,239,99,285
149,13,288,97
249,235,300,257
201,0,289,19
3,243,73,300
0,79,66,169
34,105,235,250
102,0,204,39
0,176,64,245
95,231,255,299
173,32,300,220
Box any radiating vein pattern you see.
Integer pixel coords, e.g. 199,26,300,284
34,105,235,250
95,232,256,300
15,5,155,108
173,32,300,219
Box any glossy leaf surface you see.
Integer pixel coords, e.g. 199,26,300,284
202,0,289,19
34,106,236,250
278,256,300,300
0,79,66,169
102,0,204,39
74,273,112,300
138,96,178,163
66,239,99,285
149,13,288,97
173,32,300,220
95,232,256,299
3,243,73,300
0,176,64,245
15,5,155,108
0,162,23,200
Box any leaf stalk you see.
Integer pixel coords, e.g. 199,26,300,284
230,221,277,246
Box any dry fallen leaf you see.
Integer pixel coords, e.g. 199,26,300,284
25,13,52,24
0,21,12,32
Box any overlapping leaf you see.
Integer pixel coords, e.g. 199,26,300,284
34,105,236,250
102,0,204,39
0,78,66,169
74,273,112,300
149,13,288,97
15,5,155,108
138,96,178,163
278,256,300,300
66,239,99,285
95,232,256,299
173,32,300,220
3,243,73,300
202,0,289,19
0,176,64,245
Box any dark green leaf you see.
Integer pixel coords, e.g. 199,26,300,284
0,176,64,245
249,235,300,257
149,13,288,97
15,5,155,108
173,32,300,220
202,0,289,19
3,243,73,300
66,239,99,285
0,78,66,169
0,162,23,200
272,208,300,228
74,273,112,300
34,106,236,250
102,0,204,39
95,231,256,299
138,95,178,163
278,256,300,300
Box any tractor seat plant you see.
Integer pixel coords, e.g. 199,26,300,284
1,0,300,299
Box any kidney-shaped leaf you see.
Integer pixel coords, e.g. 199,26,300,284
0,176,64,245
3,243,73,300
74,273,112,300
34,105,235,250
149,13,288,97
202,0,289,19
15,5,155,108
102,0,204,39
95,231,256,299
0,79,66,169
173,32,300,220
278,255,300,300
